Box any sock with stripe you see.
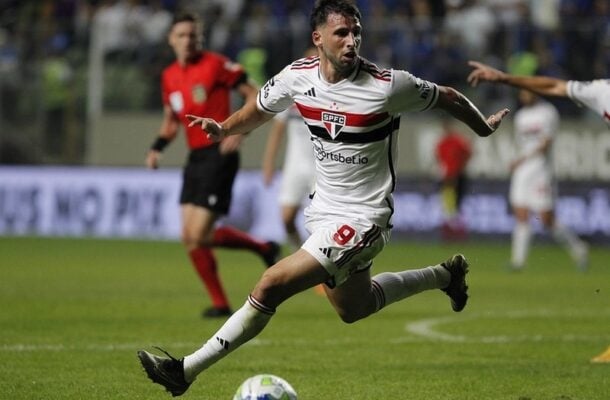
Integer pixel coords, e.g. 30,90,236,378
188,248,229,308
371,265,450,312
183,295,274,382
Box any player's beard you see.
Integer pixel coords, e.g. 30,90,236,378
325,50,358,78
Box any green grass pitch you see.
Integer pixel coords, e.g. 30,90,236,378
1,236,609,399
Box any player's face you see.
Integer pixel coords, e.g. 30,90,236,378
314,12,362,76
168,21,202,63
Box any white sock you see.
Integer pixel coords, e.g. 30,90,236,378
371,265,450,311
551,223,585,261
183,296,274,382
511,222,531,268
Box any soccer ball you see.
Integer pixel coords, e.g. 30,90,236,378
232,374,297,400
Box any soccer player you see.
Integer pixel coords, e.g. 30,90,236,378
145,12,280,318
507,89,588,271
467,61,607,362
137,1,510,395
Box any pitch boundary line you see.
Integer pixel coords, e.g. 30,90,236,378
400,309,610,343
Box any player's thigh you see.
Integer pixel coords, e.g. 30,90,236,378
180,204,217,244
325,267,374,314
252,248,330,308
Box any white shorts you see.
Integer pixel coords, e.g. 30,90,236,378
302,217,390,288
279,165,314,207
509,162,555,212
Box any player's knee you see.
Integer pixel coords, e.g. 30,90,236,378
335,306,369,324
181,230,213,249
251,270,287,308
337,310,364,324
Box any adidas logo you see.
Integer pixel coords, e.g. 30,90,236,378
216,336,230,350
304,87,316,97
319,247,332,258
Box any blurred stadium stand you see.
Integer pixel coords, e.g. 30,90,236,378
0,1,609,242
0,0,608,167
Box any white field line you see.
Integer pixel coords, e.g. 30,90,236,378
399,309,610,344
2,310,609,351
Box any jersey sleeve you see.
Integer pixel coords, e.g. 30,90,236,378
257,65,295,115
567,80,605,114
387,70,439,114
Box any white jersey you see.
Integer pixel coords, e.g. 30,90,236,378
510,100,559,211
567,79,610,126
513,99,558,168
275,105,315,206
257,56,438,227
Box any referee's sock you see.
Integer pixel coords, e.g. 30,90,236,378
188,248,230,309
213,226,269,254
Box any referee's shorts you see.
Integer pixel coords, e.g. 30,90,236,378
180,145,239,215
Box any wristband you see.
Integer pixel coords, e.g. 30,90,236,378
150,137,170,152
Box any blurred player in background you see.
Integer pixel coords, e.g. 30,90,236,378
467,60,606,362
137,1,509,395
435,117,472,241
145,12,280,318
261,47,318,253
507,89,588,271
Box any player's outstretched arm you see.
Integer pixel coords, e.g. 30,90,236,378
467,60,568,97
187,100,274,142
434,86,509,137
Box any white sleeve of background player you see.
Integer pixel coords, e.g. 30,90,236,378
387,70,439,114
257,66,295,115
566,80,606,117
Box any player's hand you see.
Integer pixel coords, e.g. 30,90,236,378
187,114,226,142
486,108,510,132
145,150,161,169
219,134,242,154
467,61,507,87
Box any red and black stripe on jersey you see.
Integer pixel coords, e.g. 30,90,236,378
290,56,320,70
295,102,400,143
356,58,392,82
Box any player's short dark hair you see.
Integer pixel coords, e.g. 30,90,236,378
171,11,202,28
309,0,361,31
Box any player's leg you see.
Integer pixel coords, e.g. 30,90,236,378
542,210,589,271
212,225,281,267
281,204,303,251
509,167,532,270
510,206,531,270
325,254,467,323
138,249,327,395
182,204,232,316
183,249,326,379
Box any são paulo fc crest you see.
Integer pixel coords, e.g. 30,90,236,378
322,112,346,139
